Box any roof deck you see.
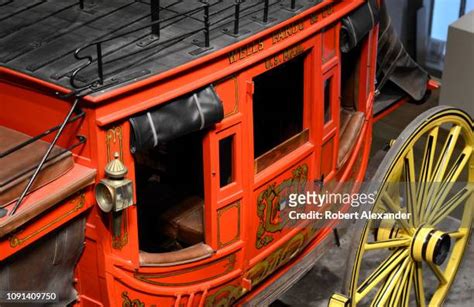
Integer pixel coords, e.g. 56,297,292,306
0,0,334,96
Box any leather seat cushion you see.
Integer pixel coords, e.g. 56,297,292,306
338,111,365,168
0,126,74,206
160,196,204,246
340,109,353,135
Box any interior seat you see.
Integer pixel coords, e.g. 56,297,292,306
338,43,366,169
337,110,365,168
0,126,74,206
159,196,204,246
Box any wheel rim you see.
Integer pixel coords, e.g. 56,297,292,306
348,108,473,306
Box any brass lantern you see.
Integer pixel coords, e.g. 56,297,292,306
95,152,133,213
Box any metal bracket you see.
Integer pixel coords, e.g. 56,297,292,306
281,0,303,13
313,174,325,190
137,34,161,47
333,228,341,247
222,27,251,38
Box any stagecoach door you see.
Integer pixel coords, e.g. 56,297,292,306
241,44,318,271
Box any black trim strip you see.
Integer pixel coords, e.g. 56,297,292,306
422,229,437,262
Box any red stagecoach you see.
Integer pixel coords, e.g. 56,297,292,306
0,0,472,306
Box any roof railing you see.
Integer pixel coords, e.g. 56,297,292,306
68,0,293,94
1,0,311,95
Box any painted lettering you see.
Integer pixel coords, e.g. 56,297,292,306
228,40,264,64
310,5,334,24
272,22,305,44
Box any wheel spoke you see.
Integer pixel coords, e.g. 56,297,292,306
356,249,409,301
427,262,448,285
417,128,439,222
426,147,472,224
404,150,418,226
401,263,414,307
381,193,412,234
387,260,413,307
413,262,426,307
371,257,411,306
430,125,462,184
395,261,414,307
371,271,398,307
365,237,411,251
429,187,473,226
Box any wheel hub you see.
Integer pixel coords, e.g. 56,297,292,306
411,227,451,265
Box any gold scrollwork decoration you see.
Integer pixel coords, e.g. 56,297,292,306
9,193,86,248
121,291,145,307
106,126,124,162
256,164,308,249
204,285,246,307
112,210,129,250
204,230,309,306
224,76,239,118
247,231,306,287
112,231,128,250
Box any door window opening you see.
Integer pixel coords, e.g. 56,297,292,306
253,55,305,159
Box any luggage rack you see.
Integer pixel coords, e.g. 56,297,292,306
0,0,325,96
70,0,287,90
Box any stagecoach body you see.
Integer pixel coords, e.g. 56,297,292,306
0,0,439,306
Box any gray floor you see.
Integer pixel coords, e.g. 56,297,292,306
272,94,474,306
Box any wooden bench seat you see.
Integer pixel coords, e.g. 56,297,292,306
159,196,204,246
0,126,97,238
0,125,74,206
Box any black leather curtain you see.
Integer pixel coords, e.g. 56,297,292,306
130,85,223,153
340,0,380,53
376,2,429,101
340,0,429,102
0,218,85,306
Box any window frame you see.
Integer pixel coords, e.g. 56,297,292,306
250,52,311,172
215,124,242,197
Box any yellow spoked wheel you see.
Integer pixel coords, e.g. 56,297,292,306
330,106,473,307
